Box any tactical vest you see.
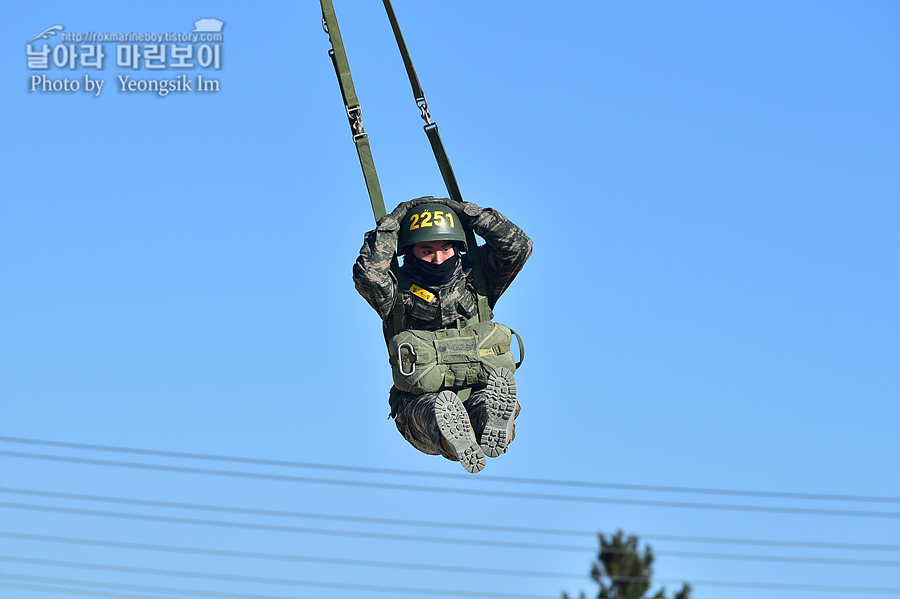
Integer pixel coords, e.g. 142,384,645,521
387,257,522,397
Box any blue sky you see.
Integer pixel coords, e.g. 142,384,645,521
1,2,898,599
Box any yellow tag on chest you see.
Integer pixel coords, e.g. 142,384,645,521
409,284,435,303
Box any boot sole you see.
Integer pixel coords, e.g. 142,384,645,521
434,391,486,474
481,367,518,458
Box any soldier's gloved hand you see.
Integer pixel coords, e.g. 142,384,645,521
378,200,416,232
384,196,436,229
375,212,401,233
441,198,483,226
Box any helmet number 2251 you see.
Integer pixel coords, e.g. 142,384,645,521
410,210,453,231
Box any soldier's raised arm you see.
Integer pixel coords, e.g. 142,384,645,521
352,214,399,320
352,197,439,319
438,199,533,307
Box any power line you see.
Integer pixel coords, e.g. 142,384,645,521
3,450,898,518
5,486,896,552
3,561,900,596
0,502,594,553
0,532,586,580
2,507,898,567
0,572,315,599
1,485,599,538
0,580,194,599
0,554,557,599
2,435,896,504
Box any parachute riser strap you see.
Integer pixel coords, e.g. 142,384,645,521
321,0,387,222
382,0,490,322
382,0,431,126
391,264,411,338
355,135,386,221
462,255,490,326
382,0,426,110
423,125,489,321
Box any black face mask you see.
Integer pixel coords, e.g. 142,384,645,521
404,251,459,286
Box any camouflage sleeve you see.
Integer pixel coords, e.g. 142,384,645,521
352,215,400,320
466,206,533,306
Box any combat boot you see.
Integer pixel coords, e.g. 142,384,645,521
434,391,486,473
480,367,518,458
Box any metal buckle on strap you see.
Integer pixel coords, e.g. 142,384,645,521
416,96,431,125
346,105,367,139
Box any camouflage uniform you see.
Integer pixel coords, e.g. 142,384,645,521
353,198,532,462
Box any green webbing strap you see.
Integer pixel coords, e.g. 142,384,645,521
354,136,386,221
382,0,425,103
464,224,492,324
391,268,411,338
322,0,404,353
510,328,525,369
424,124,462,206
381,0,491,323
321,0,387,222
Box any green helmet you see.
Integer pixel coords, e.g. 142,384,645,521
397,202,467,254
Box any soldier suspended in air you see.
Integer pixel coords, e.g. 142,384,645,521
321,1,531,472
354,198,532,473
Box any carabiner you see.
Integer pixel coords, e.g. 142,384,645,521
397,342,417,376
